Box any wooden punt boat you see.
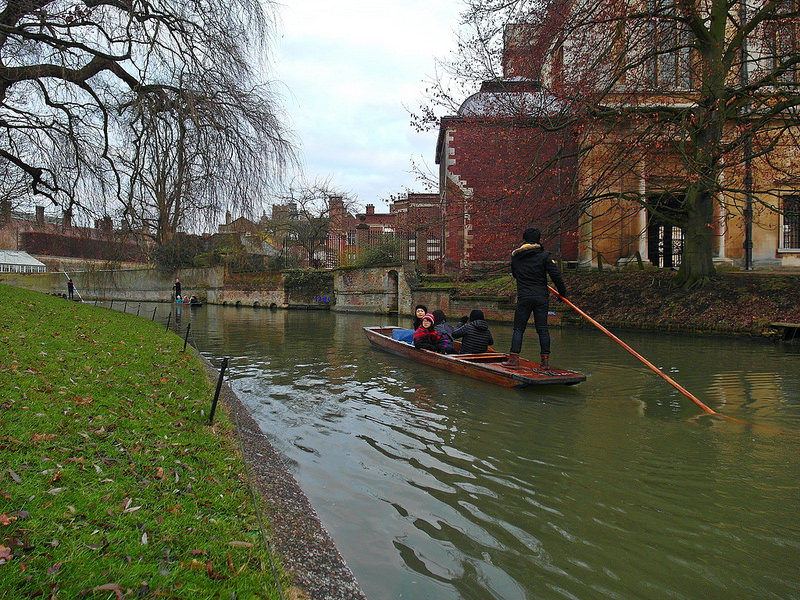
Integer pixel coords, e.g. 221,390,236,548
363,326,586,388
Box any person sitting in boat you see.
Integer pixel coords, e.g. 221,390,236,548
432,309,457,354
412,304,428,330
452,309,494,354
413,313,446,353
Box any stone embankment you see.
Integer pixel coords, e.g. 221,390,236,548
2,265,798,339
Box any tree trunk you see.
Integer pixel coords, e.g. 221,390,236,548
674,187,716,288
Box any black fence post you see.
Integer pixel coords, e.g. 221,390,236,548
165,311,172,331
209,358,228,425
183,323,192,352
137,304,141,316
152,307,157,321
110,299,114,309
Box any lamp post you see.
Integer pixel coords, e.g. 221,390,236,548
740,0,754,271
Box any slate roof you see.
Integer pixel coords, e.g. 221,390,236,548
0,249,47,269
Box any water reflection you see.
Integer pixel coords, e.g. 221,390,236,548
127,302,800,600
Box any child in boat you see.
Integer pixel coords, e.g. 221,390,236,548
452,309,494,354
412,304,428,330
432,309,457,354
413,313,446,353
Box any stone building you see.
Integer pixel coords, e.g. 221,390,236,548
436,4,800,272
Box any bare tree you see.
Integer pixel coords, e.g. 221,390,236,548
265,177,356,268
0,0,294,231
119,72,294,245
420,0,800,287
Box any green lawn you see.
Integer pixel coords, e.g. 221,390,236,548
0,284,284,599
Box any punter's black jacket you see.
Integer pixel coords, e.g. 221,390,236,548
510,243,567,298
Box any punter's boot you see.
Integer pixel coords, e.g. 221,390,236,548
540,354,550,369
502,352,520,368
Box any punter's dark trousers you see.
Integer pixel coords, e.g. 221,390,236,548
510,295,550,355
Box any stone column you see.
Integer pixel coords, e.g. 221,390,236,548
355,216,369,254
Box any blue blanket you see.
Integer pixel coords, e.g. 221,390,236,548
391,328,415,344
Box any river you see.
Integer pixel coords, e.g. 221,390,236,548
156,303,799,600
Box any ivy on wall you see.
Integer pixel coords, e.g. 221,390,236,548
282,269,333,298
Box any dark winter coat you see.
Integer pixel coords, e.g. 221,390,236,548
434,322,457,353
452,320,494,354
413,326,446,353
510,243,567,298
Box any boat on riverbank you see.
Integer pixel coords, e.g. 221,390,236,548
363,326,585,388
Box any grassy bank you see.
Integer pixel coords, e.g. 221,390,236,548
455,270,800,336
0,285,284,598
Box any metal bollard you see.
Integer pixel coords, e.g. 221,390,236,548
209,358,228,425
183,323,192,352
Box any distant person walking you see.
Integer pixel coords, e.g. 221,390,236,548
67,279,74,300
173,277,182,300
504,227,566,369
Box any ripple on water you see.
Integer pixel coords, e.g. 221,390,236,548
192,310,800,600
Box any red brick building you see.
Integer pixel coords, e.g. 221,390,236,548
328,194,445,272
0,201,149,267
436,79,581,273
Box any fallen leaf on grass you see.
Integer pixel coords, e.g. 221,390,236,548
228,541,254,548
92,583,123,599
0,513,17,526
207,560,227,580
0,544,11,564
7,469,22,483
181,559,205,569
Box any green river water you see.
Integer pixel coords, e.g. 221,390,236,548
155,303,799,600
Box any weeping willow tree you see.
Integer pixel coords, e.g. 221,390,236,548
0,0,295,235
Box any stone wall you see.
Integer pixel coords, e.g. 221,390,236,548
333,265,410,314
0,267,225,302
328,265,550,325
1,264,549,324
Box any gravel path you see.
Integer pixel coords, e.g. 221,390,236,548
202,357,368,600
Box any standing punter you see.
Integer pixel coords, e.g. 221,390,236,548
504,227,567,369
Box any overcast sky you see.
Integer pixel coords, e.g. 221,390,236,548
271,0,465,211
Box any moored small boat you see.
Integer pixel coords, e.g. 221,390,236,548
363,326,585,388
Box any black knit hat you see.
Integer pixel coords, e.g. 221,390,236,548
469,309,484,321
